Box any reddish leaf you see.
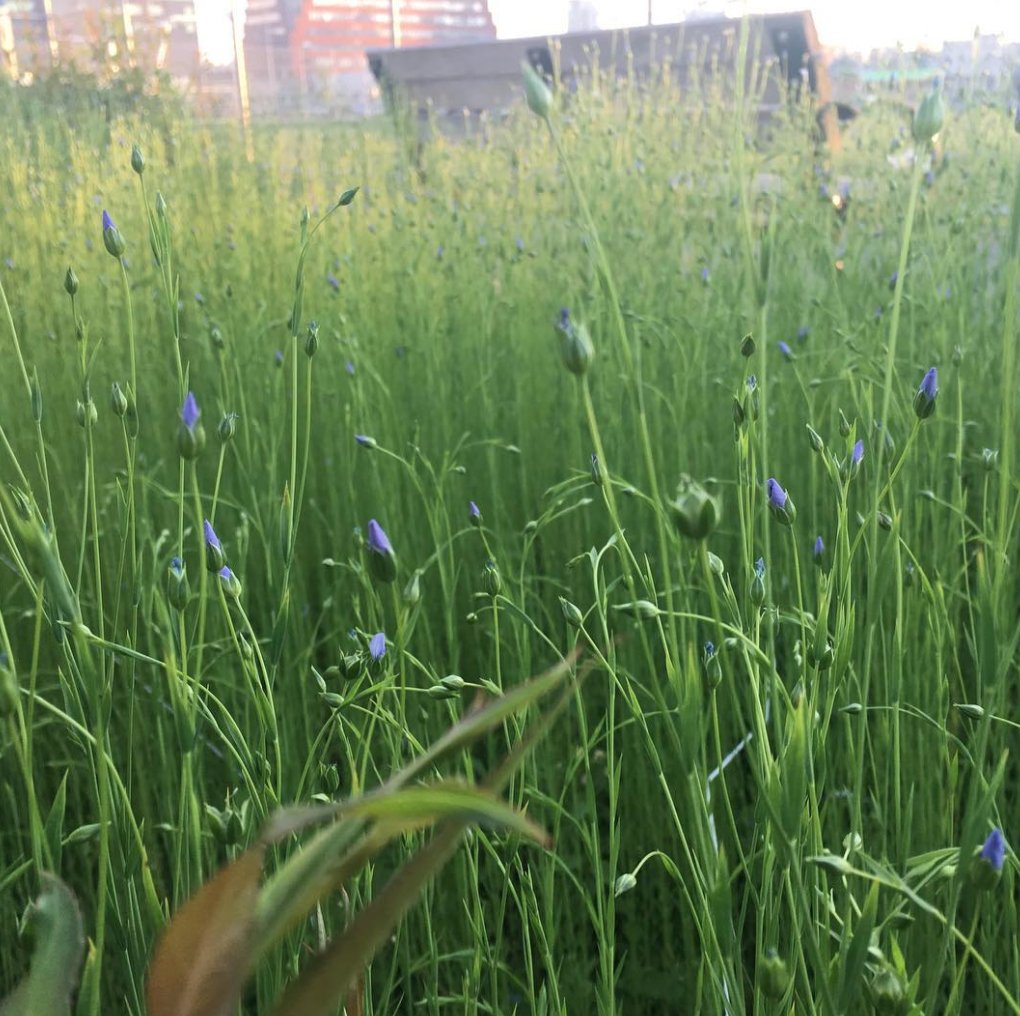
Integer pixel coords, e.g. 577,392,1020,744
146,845,265,1016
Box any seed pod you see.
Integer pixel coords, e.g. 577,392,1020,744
441,674,466,691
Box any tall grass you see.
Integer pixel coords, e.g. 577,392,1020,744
0,45,1019,1015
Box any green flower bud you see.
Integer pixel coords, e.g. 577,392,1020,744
167,557,191,612
877,511,892,532
304,320,319,358
205,804,228,844
319,761,340,795
403,569,422,605
838,409,851,438
733,397,746,428
759,950,791,1001
982,448,998,472
465,611,479,625
590,453,603,487
560,318,595,376
955,702,985,720
670,477,721,541
912,82,945,144
840,702,863,715
612,600,664,621
440,674,466,691
76,399,97,429
740,333,755,358
806,425,824,453
131,144,145,175
483,560,502,597
64,266,79,297
559,596,584,627
102,211,126,259
869,968,907,1015
111,383,128,418
218,412,238,443
428,684,459,701
521,59,553,119
614,872,638,896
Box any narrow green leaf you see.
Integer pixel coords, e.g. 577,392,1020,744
839,881,880,1009
0,874,83,1016
146,845,265,1016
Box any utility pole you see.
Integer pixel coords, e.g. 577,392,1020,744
231,0,254,162
390,0,401,47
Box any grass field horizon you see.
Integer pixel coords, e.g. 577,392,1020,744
1,43,1019,1016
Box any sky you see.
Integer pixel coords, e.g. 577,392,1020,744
196,0,1020,66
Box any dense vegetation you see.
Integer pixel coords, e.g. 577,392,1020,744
1,39,1019,1016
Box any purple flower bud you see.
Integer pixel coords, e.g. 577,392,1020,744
181,392,200,431
979,828,1006,872
701,266,710,283
889,270,898,288
766,478,787,510
469,501,481,519
102,209,115,232
345,360,355,375
369,631,387,661
852,439,864,465
204,519,221,551
796,326,809,341
219,565,232,580
170,556,184,577
516,236,525,252
778,341,793,361
355,434,376,448
924,170,934,186
326,272,340,291
814,535,824,556
274,350,283,366
913,367,938,419
754,557,765,578
367,519,393,556
436,245,444,259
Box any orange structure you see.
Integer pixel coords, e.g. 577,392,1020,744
288,0,494,82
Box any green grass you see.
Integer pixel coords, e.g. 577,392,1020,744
1,45,1019,1016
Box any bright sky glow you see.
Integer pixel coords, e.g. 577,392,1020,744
195,0,1020,66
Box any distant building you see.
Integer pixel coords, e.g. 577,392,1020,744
567,1,598,33
288,0,495,92
1,0,202,80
